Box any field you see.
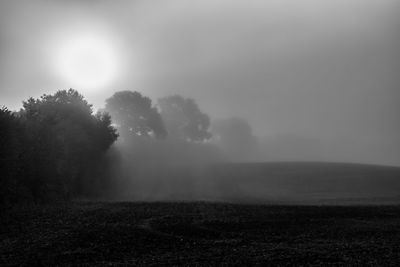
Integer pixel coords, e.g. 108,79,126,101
124,162,400,204
1,162,400,266
1,202,400,266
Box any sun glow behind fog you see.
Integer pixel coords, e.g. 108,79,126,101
55,35,118,90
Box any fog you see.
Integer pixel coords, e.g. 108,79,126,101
4,5,400,266
1,0,399,167
1,1,400,203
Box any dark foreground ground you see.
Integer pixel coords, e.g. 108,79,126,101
1,202,400,266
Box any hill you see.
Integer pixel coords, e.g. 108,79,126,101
121,162,400,204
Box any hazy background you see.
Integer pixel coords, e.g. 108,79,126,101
1,0,399,166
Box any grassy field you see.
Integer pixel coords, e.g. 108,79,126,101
124,162,400,204
2,162,400,266
208,162,400,204
1,201,400,266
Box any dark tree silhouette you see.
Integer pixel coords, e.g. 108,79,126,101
19,89,118,199
0,107,25,204
105,91,166,140
158,95,211,142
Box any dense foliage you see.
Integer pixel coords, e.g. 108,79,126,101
1,89,259,204
0,89,118,204
158,95,211,142
105,91,167,140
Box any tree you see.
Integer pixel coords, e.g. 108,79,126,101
21,89,118,199
158,95,211,142
211,117,258,161
0,89,118,204
0,107,25,204
105,91,166,140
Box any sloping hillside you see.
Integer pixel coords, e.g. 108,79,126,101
119,162,400,204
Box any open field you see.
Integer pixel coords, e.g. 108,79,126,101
208,162,400,204
124,162,400,205
2,162,400,265
1,201,400,266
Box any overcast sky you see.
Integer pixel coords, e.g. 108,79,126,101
0,0,399,165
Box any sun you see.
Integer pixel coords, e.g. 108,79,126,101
56,35,118,89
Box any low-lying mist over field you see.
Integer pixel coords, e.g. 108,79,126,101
107,143,400,204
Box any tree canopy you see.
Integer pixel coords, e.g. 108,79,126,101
158,95,211,142
0,89,118,204
105,91,166,140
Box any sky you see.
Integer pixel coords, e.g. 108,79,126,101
0,0,399,165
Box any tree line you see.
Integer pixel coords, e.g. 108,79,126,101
0,89,118,204
1,88,258,205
